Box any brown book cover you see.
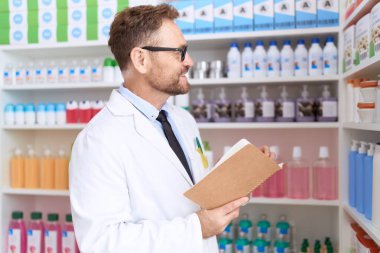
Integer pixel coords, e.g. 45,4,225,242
184,139,282,209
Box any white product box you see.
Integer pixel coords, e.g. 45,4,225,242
233,0,253,32
355,14,370,65
296,0,317,28
9,0,27,12
39,26,57,44
317,0,339,27
98,22,111,42
68,24,86,42
10,11,27,28
38,9,57,27
214,0,233,33
38,0,57,10
343,25,355,72
274,0,295,30
254,0,274,31
68,7,87,26
67,0,86,8
10,28,27,45
171,1,195,34
98,4,117,25
195,0,214,34
370,2,380,57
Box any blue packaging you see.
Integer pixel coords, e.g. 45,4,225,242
214,0,233,33
254,0,274,31
355,142,367,213
317,0,339,27
233,0,254,31
364,144,375,220
195,0,214,34
349,142,358,207
296,0,317,28
274,0,295,30
171,1,195,34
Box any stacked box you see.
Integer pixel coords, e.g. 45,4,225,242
254,0,274,31
170,0,195,34
343,25,355,72
233,0,253,32
296,0,316,28
317,0,339,27
274,0,295,30
370,2,380,58
195,0,214,34
214,0,233,33
355,14,370,65
8,0,28,45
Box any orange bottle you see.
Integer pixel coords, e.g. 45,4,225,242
10,148,25,188
54,148,69,190
40,147,55,189
24,146,40,189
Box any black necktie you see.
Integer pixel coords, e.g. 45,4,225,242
156,110,194,184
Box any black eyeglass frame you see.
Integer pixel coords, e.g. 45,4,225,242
141,45,188,62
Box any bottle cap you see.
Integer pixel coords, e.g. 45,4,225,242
56,103,66,112
269,40,277,46
322,85,331,99
283,40,291,46
25,103,35,112
244,42,252,48
66,214,73,222
280,86,288,99
256,40,264,46
230,42,239,48
196,88,205,101
312,38,320,44
4,104,15,112
260,86,268,99
15,104,24,112
47,213,59,222
319,146,329,158
46,103,56,112
358,142,368,154
351,140,359,151
326,37,334,43
292,146,302,159
14,148,22,156
103,58,114,67
31,212,42,220
367,143,376,156
12,211,23,220
297,39,305,45
241,87,248,100
37,103,47,112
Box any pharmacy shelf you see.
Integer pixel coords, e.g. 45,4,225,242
2,124,86,130
344,205,380,246
343,0,377,29
1,82,118,90
2,188,69,197
198,122,339,129
343,54,380,79
249,197,339,207
343,123,380,132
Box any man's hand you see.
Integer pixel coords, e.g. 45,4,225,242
259,145,277,160
196,196,249,239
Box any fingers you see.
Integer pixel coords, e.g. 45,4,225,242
220,196,249,214
260,145,270,157
269,151,277,160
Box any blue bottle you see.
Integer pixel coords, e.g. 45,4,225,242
364,143,375,220
349,140,359,207
356,142,368,213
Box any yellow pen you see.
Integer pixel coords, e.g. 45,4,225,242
195,137,209,169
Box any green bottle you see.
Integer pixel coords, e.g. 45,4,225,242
257,214,271,241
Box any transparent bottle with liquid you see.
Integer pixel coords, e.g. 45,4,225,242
91,58,103,82
294,39,308,77
46,60,58,84
275,86,295,122
26,61,35,84
8,211,27,253
54,148,69,190
80,59,91,83
315,85,338,122
241,42,254,78
40,146,55,189
267,40,280,78
255,86,275,122
45,213,62,253
213,87,232,122
227,42,241,78
256,214,271,242
287,146,310,199
62,214,80,253
234,87,254,122
24,145,40,189
218,237,233,253
275,215,290,242
10,147,25,188
235,233,251,253
263,146,286,197
27,211,45,253
14,63,26,84
35,60,46,84
58,60,69,83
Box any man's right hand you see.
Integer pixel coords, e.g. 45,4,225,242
196,196,249,239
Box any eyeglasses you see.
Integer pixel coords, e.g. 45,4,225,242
141,45,188,62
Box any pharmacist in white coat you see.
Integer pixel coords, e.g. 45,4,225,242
69,4,270,253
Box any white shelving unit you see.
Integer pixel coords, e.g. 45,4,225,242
2,188,69,197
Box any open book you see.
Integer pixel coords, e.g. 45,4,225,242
184,139,283,209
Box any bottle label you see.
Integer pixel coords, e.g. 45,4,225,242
45,230,58,253
322,101,337,117
62,231,76,253
244,101,254,118
282,101,295,118
27,229,42,253
263,101,275,117
8,228,21,253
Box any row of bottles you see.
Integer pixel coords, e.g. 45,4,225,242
10,146,69,190
191,86,338,123
8,211,79,253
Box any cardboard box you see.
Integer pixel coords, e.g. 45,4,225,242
68,7,87,26
9,11,27,28
214,0,233,33
233,0,253,32
317,0,339,27
39,26,57,44
343,25,355,72
10,28,27,45
355,14,370,65
98,3,117,24
344,0,355,20
370,2,380,58
68,24,86,42
0,12,10,29
296,0,317,28
0,28,10,44
195,0,214,34
38,9,57,27
67,0,87,8
9,0,27,12
274,0,295,30
254,0,274,31
171,1,195,34
38,0,57,10
98,22,111,41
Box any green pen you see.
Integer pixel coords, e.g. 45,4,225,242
195,137,203,153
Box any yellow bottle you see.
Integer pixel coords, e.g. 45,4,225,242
40,147,55,189
24,146,40,189
10,148,25,188
54,148,69,190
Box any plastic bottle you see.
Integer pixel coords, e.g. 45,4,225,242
69,59,80,83
7,211,26,253
11,148,25,188
252,237,268,253
238,214,253,241
3,63,13,85
46,60,58,84
322,37,338,75
4,103,15,125
58,60,68,83
280,40,294,77
56,103,66,125
218,237,233,253
353,79,362,123
191,88,211,122
364,143,375,220
275,86,295,122
235,235,250,253
267,40,280,78
27,211,44,253
25,103,36,125
91,58,103,82
274,240,290,253
255,86,275,122
40,146,55,189
62,214,79,253
15,103,25,125
26,61,35,84
296,85,315,122
36,103,47,125
256,214,271,242
79,59,91,83
287,146,310,199
213,87,232,122
66,100,79,124
45,213,62,253
349,140,359,207
35,60,46,84
312,146,337,200
227,42,241,78
55,148,69,190
263,146,285,197
103,58,115,82
275,215,290,242
114,60,124,83
253,40,267,78
46,103,56,125
356,142,367,213
241,42,254,78
14,63,26,85
78,100,92,123
315,85,338,122
234,87,254,122
308,38,323,76
372,143,380,229
221,223,234,239
294,39,308,76
91,100,104,118
24,145,39,189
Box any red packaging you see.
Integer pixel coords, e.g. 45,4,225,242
66,100,79,123
79,100,92,123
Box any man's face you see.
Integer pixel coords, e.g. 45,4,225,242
145,19,193,96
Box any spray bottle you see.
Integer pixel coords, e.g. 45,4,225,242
255,86,274,122
191,88,210,122
234,87,254,122
356,141,368,213
315,85,338,122
364,143,375,220
349,140,359,207
275,86,295,122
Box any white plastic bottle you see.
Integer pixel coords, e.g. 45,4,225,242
80,59,91,83
15,103,25,125
46,103,56,125
267,40,280,78
56,103,66,125
372,143,380,229
4,104,15,125
68,59,79,83
25,103,36,125
91,58,103,82
241,42,254,78
3,63,13,85
253,40,267,78
346,80,354,122
280,40,294,77
34,60,46,84
58,60,69,83
26,62,35,84
308,38,323,76
294,39,308,76
227,42,241,78
46,60,58,83
14,63,26,85
103,58,115,83
322,37,338,75
37,103,47,125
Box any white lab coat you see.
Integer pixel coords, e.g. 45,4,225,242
69,90,218,253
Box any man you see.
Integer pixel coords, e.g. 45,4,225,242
70,4,273,253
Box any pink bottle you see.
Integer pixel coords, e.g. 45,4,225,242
62,214,80,253
27,212,44,253
252,185,263,197
287,146,310,199
45,213,62,253
263,146,286,198
8,211,27,253
312,146,337,200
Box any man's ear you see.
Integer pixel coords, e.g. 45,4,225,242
129,47,149,74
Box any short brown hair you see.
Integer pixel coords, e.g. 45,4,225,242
108,4,179,71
